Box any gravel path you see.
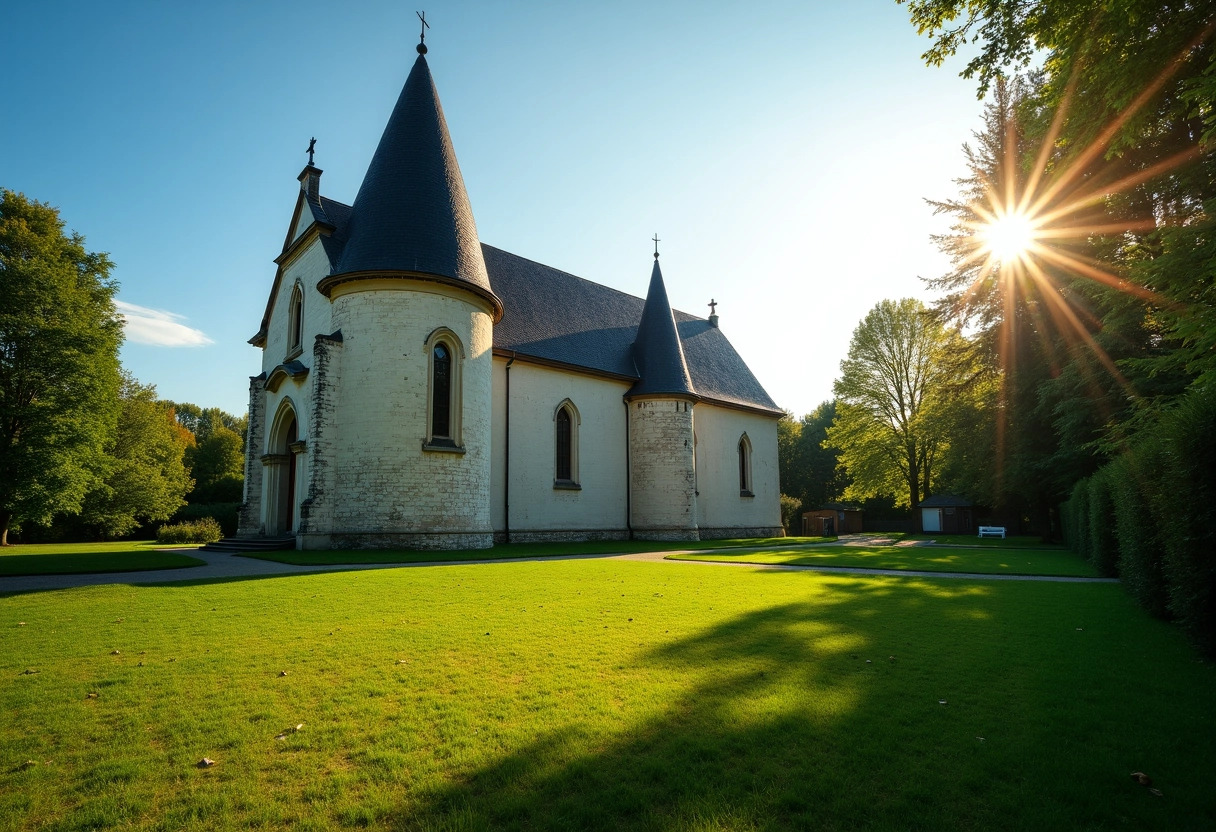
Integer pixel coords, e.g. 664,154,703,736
1,538,1116,593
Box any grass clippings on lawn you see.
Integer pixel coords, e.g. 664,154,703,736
0,542,205,577
2,559,1212,831
670,541,1100,577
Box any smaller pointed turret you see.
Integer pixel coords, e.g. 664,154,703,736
630,255,695,397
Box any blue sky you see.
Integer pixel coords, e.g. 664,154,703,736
3,1,985,418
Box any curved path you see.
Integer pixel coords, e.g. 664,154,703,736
2,539,1116,594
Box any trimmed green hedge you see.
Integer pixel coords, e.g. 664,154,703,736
1062,384,1216,655
157,517,223,545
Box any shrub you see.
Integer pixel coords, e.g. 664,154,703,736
157,517,223,545
1110,440,1170,619
1086,467,1119,577
172,502,240,537
779,494,801,535
1064,478,1090,562
1157,385,1216,656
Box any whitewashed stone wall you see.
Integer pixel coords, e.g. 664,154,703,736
320,282,494,549
261,238,333,374
490,360,630,541
629,398,699,540
692,404,783,538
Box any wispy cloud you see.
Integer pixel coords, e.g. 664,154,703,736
115,300,214,347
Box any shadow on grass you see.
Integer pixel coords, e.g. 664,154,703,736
376,575,1195,831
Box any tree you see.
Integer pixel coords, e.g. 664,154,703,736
80,375,193,538
0,190,123,545
778,402,849,516
826,299,964,520
186,423,245,503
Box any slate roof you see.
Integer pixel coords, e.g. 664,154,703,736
331,53,496,307
629,259,695,397
484,245,781,414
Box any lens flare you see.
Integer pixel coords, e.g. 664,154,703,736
982,212,1037,263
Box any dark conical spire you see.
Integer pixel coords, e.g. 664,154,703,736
630,256,695,397
331,52,500,315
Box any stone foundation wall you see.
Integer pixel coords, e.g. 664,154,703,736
697,526,785,540
494,528,631,545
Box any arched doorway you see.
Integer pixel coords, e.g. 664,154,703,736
266,400,299,537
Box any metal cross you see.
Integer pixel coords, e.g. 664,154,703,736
652,233,661,258
417,10,429,44
708,298,718,315
307,137,316,166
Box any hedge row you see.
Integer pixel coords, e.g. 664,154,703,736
157,517,223,545
1062,384,1216,655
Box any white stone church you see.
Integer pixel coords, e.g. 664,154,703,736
237,42,783,550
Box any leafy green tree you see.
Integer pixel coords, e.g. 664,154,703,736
80,375,193,538
168,402,247,446
779,402,850,516
0,190,123,545
186,423,245,503
826,299,965,520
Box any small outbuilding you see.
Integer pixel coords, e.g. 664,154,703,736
919,494,975,534
802,504,864,536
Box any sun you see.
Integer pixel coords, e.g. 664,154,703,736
982,211,1038,263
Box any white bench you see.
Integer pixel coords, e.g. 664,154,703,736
978,526,1006,539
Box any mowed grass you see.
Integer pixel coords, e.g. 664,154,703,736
0,542,205,577
670,541,1101,577
243,537,829,566
904,533,1064,548
3,561,1213,831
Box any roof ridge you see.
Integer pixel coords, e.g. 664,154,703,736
480,243,711,324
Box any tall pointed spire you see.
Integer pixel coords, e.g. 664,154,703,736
630,252,695,397
329,48,500,316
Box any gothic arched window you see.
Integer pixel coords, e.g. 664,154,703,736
287,283,304,356
553,400,580,489
424,329,464,452
738,433,753,497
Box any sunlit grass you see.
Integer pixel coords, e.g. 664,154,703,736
2,560,1211,830
669,543,1099,576
0,542,205,577
241,537,831,566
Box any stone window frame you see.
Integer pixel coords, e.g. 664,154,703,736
553,398,581,490
422,327,465,453
738,432,754,497
286,281,304,360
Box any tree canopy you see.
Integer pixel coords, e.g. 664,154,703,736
0,190,123,544
80,374,194,538
826,299,970,517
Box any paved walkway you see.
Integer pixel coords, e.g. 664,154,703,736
1,538,1117,593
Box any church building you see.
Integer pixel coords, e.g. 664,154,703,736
237,39,783,550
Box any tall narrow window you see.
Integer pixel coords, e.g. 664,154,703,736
738,433,753,496
287,283,303,355
556,408,572,481
424,329,464,452
553,399,580,488
432,343,451,439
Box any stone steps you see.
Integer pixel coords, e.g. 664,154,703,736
201,536,297,554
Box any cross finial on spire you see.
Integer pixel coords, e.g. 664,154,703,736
416,11,430,54
708,298,717,315
307,137,316,166
652,233,661,259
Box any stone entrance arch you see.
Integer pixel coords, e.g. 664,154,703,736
264,399,302,536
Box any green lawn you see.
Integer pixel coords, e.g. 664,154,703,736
904,532,1065,548
242,536,830,566
0,542,206,577
3,560,1212,830
670,541,1100,577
